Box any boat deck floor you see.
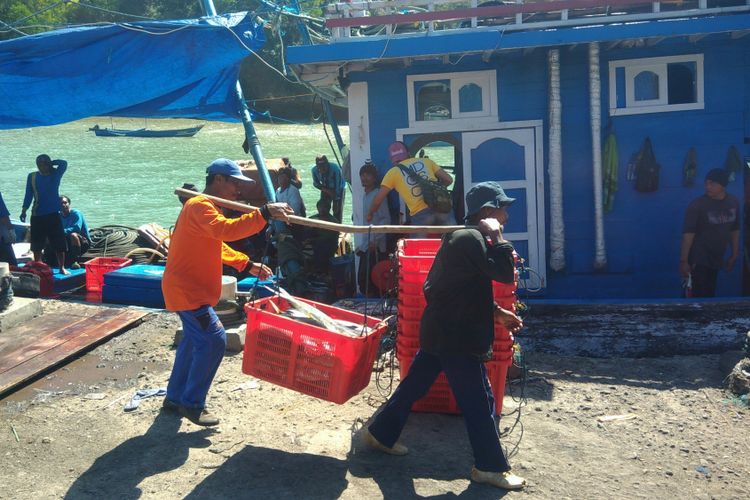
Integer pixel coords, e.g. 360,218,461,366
0,306,148,397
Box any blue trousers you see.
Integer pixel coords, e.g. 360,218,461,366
368,349,511,472
166,305,226,409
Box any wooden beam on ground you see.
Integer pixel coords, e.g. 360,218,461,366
0,308,149,397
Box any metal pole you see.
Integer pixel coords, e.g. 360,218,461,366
201,0,277,204
323,103,346,155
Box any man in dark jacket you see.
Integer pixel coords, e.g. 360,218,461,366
363,181,526,491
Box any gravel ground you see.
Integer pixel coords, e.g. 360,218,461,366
0,301,748,499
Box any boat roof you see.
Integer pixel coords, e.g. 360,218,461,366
287,0,750,67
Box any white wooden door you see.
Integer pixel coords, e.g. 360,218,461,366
461,127,546,290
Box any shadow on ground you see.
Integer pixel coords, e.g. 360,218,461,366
523,351,724,397
184,444,349,499
65,412,213,499
345,413,514,499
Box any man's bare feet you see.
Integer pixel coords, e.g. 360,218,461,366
59,268,70,275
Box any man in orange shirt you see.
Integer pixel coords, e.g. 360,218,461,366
163,159,293,426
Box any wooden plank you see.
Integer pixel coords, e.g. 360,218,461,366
0,315,92,374
0,311,98,360
0,310,134,375
0,308,148,396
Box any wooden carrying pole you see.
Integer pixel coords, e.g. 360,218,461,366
175,188,469,234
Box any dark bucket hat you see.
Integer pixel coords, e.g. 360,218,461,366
464,181,515,222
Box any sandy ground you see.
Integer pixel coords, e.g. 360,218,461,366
1,301,748,500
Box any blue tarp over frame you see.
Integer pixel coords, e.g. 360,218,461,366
0,12,265,129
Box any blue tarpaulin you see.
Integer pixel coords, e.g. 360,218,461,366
0,12,265,129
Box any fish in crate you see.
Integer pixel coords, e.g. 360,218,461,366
243,289,388,404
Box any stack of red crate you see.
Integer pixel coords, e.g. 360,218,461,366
396,239,518,415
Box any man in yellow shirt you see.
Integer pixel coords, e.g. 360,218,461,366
162,159,293,426
366,141,455,236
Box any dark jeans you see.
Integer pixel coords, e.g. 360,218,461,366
0,242,17,266
368,350,511,473
357,249,385,296
320,192,343,223
692,264,718,298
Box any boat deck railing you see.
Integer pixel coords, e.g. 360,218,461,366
324,0,750,40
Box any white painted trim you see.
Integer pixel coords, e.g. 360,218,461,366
625,64,668,107
406,70,497,127
396,118,542,137
609,102,705,116
348,83,371,234
608,53,705,116
533,121,546,290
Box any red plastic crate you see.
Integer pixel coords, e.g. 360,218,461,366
398,280,425,296
494,324,514,340
242,296,387,404
493,338,515,352
493,282,517,299
398,238,441,257
397,303,424,321
396,335,421,350
399,270,430,285
412,380,461,414
397,318,421,338
84,257,132,292
399,292,426,308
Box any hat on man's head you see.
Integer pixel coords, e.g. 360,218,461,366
464,181,515,222
206,158,254,183
705,168,729,187
388,141,410,164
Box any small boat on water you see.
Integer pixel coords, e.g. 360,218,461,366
89,124,203,138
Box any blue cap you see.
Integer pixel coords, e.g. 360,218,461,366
206,158,254,183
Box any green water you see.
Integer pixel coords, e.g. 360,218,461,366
0,118,350,229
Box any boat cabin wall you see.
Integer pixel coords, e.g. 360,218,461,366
348,35,750,299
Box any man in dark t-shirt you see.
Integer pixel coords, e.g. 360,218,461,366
680,168,740,297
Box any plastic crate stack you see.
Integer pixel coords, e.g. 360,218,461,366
396,239,518,415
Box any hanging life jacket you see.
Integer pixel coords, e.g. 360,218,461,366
634,137,660,193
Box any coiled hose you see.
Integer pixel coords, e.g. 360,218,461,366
84,225,165,265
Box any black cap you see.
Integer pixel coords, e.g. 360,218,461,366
705,168,729,187
464,181,515,222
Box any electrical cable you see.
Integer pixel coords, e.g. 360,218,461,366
0,18,28,36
